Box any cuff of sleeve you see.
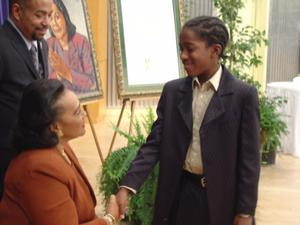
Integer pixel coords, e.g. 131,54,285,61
120,185,137,194
238,214,251,218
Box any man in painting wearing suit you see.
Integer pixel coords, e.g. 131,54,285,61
116,16,260,225
0,0,53,199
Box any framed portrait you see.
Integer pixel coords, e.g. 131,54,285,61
46,0,102,104
110,0,185,99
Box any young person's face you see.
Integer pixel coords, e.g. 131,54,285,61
49,3,67,40
179,28,220,79
12,0,53,41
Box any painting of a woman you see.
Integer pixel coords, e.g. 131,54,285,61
47,0,97,96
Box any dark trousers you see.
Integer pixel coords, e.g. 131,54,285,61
0,148,13,200
169,171,210,225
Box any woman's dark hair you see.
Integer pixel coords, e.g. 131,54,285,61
49,0,76,41
182,16,229,58
12,79,66,153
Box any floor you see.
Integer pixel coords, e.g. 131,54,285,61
70,108,300,225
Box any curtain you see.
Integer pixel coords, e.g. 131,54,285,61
0,0,9,25
267,0,300,82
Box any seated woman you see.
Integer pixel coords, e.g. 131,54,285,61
0,79,118,225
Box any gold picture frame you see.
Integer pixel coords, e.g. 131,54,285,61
110,0,185,99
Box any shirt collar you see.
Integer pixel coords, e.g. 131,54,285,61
8,18,38,50
192,65,222,91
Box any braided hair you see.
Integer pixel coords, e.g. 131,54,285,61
182,16,229,58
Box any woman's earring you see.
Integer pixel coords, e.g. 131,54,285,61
57,129,63,138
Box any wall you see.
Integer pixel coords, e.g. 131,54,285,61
86,0,108,121
253,0,269,88
237,0,269,89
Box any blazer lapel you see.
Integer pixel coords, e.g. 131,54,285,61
5,21,40,79
201,66,234,127
201,92,225,126
177,77,193,133
64,145,97,205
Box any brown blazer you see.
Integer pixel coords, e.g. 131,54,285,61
0,145,107,225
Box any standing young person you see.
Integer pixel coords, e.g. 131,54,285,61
116,16,260,225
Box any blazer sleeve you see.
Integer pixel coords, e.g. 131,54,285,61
120,84,167,190
236,86,260,215
0,48,3,81
20,170,106,225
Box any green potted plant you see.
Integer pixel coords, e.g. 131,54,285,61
214,0,288,164
98,108,158,225
259,95,287,164
214,0,267,89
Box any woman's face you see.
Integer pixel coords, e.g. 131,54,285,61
54,90,86,142
49,3,67,40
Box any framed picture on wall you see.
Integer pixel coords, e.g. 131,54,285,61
110,0,185,99
46,0,102,103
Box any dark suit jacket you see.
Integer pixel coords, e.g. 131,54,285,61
121,66,260,225
0,144,108,225
0,20,49,150
0,20,49,198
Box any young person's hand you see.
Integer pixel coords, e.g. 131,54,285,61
233,215,253,225
116,187,131,219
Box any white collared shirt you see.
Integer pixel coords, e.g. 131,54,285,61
184,66,222,174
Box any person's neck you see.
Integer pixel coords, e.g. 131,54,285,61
198,63,220,84
59,34,69,51
8,17,33,44
57,139,68,149
56,140,72,165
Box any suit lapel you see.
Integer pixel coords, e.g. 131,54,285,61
201,92,225,126
177,77,193,133
4,21,40,79
201,66,234,127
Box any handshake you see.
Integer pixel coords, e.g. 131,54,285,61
103,188,132,225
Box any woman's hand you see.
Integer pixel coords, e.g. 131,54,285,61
105,194,120,221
